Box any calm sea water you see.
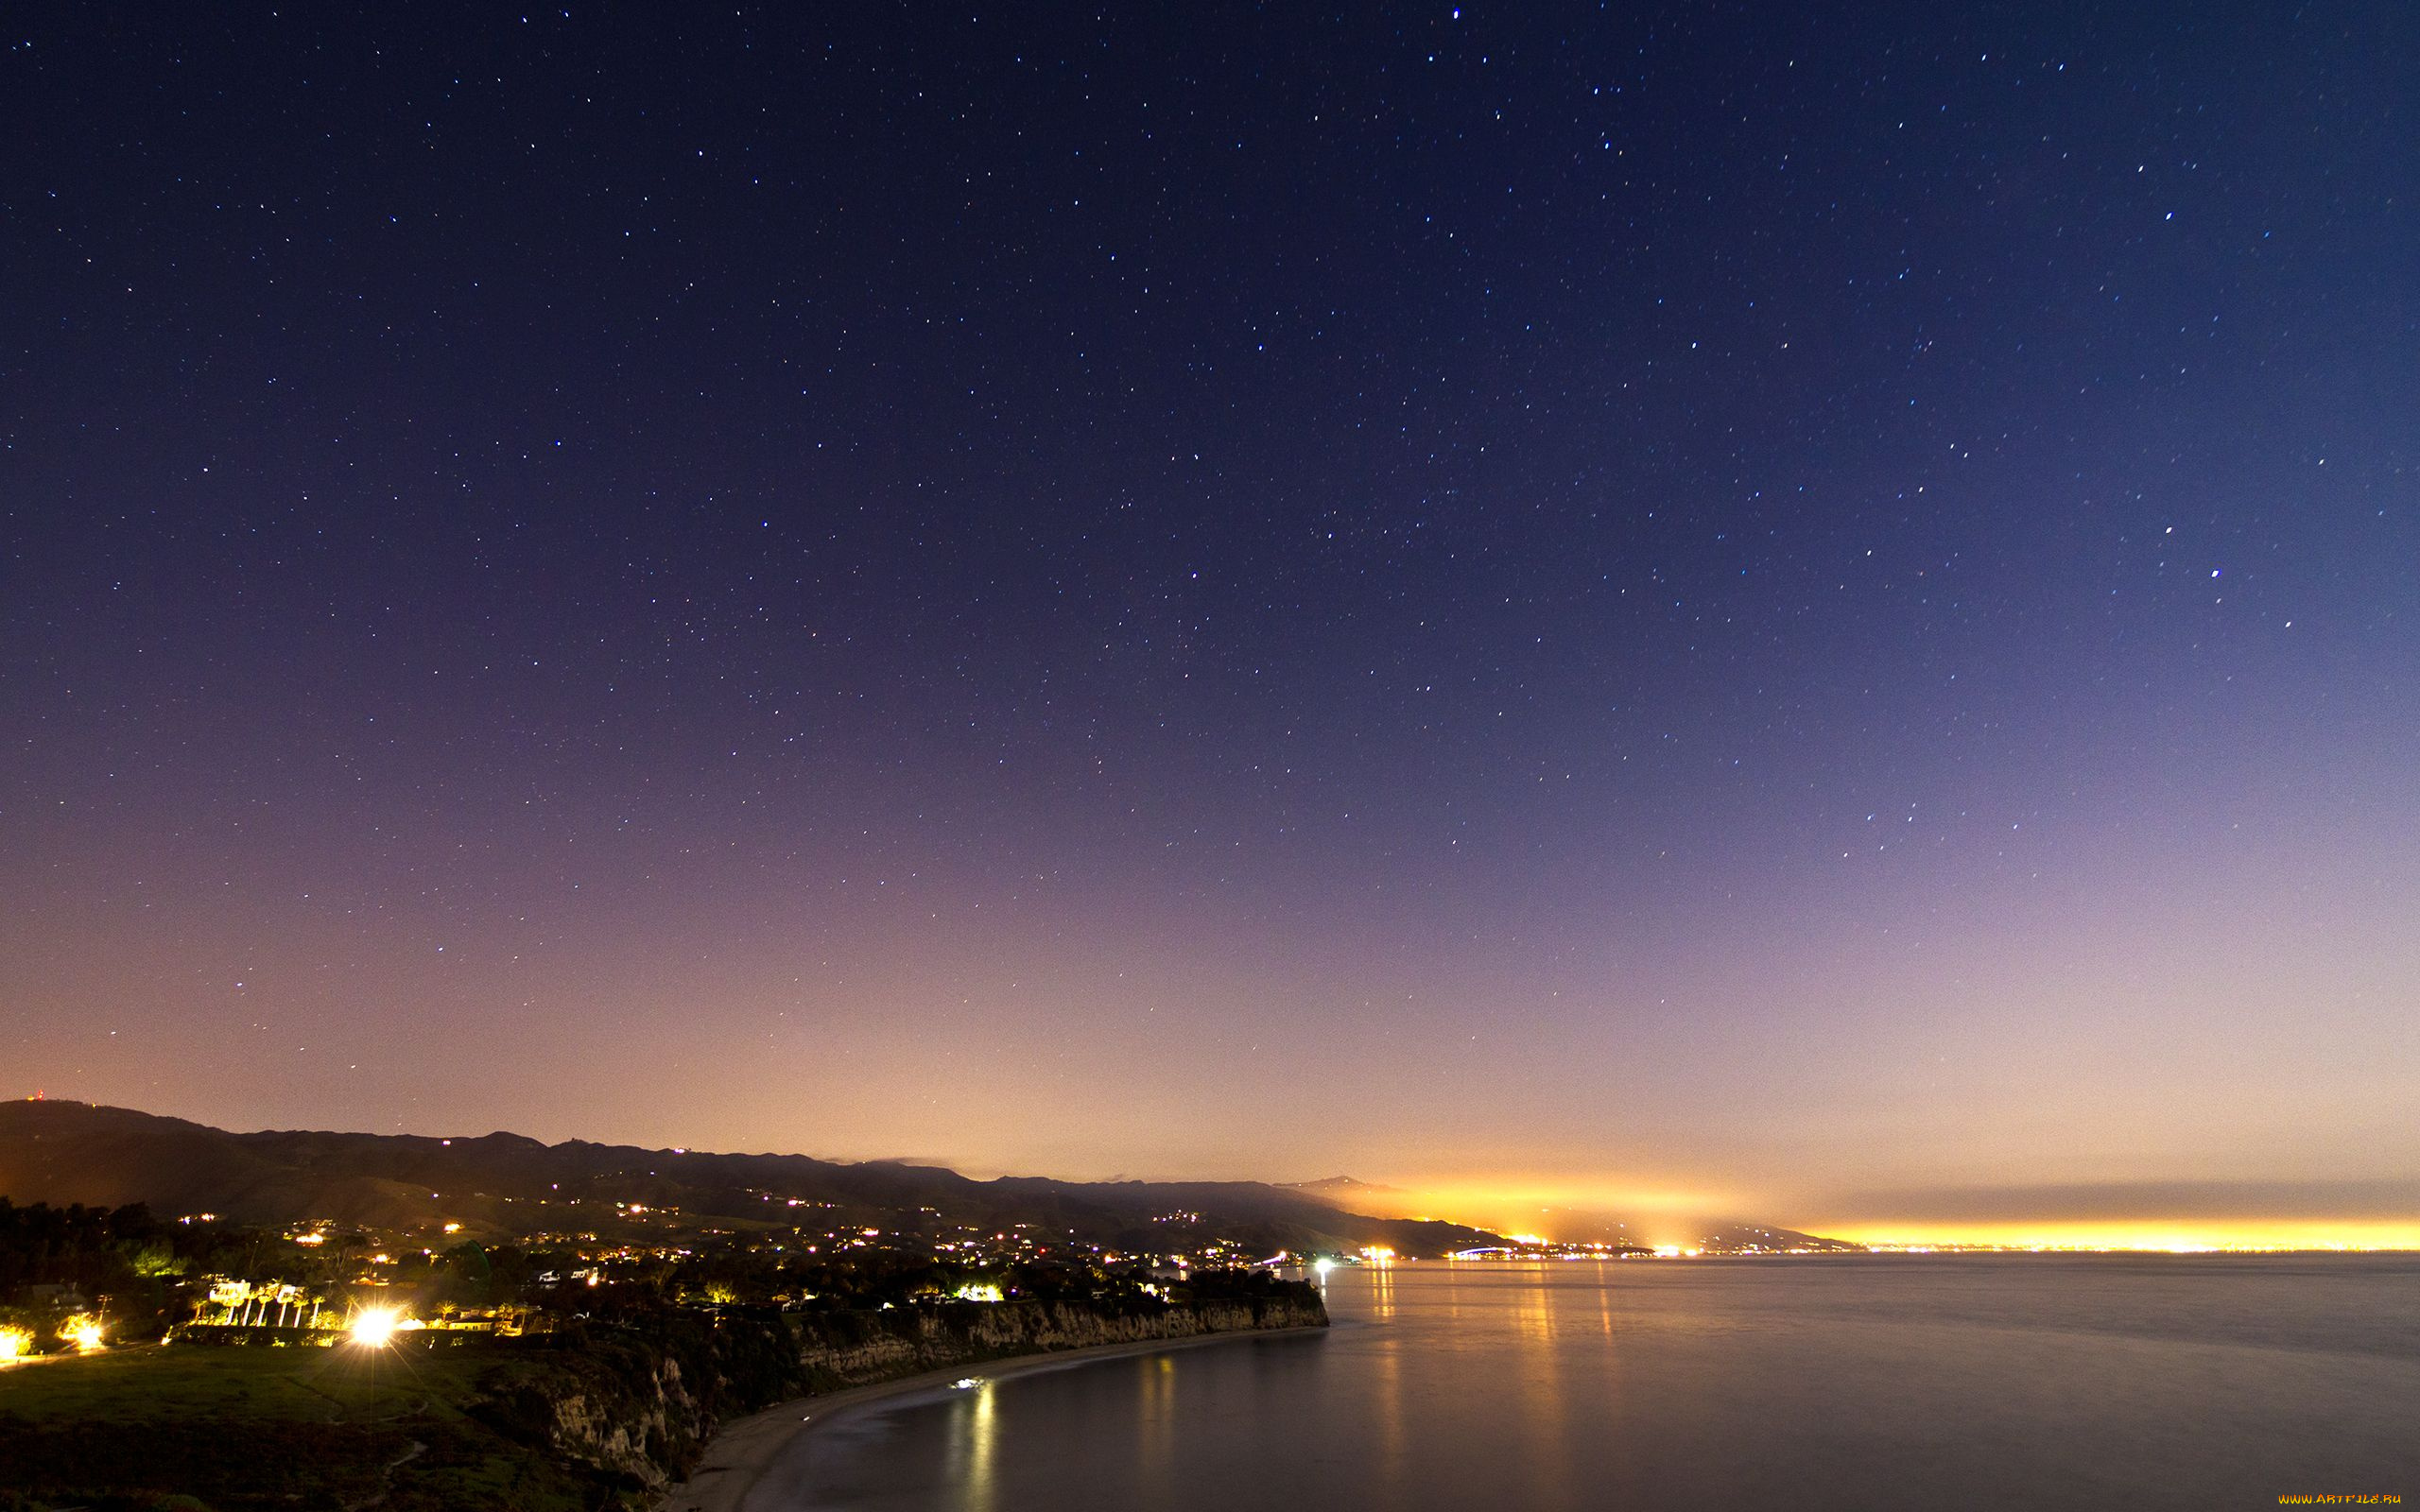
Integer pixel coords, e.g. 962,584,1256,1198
748,1257,2419,1510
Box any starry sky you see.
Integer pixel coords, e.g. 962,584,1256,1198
4,3,2415,1245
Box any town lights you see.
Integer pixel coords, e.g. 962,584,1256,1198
349,1306,404,1347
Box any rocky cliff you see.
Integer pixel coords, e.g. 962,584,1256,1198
789,1293,1327,1390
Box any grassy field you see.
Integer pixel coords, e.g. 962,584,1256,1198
0,1344,615,1512
0,1342,487,1423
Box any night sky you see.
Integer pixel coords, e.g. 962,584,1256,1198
5,4,2415,1245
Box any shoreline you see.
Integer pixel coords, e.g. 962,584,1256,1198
653,1323,1330,1512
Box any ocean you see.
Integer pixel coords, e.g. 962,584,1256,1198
744,1256,2419,1509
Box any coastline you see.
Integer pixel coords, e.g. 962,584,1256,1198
654,1323,1330,1512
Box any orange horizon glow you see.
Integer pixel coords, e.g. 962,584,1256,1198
1356,1178,1734,1235
1356,1178,2420,1253
1811,1218,2420,1252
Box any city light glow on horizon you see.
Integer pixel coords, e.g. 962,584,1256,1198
1820,1220,2420,1253
1315,1176,2420,1253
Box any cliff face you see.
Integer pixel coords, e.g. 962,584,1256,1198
791,1294,1328,1390
478,1327,754,1496
541,1353,702,1487
507,1291,1327,1496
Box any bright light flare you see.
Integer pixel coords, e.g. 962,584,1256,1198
0,1326,31,1363
349,1306,404,1347
60,1314,105,1352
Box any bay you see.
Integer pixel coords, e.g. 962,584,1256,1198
747,1256,2420,1509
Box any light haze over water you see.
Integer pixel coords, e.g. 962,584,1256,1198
752,1257,2417,1510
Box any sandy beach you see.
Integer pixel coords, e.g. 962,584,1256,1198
653,1324,1329,1512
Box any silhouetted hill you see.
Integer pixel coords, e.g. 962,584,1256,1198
0,1101,1506,1257
1694,1221,1864,1254
1285,1175,1414,1209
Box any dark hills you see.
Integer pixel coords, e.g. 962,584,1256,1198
0,1100,1507,1258
1286,1175,1414,1207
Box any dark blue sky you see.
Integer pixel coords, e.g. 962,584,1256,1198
4,3,2414,1239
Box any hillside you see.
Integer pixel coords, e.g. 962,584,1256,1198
0,1101,1506,1258
1286,1175,1415,1209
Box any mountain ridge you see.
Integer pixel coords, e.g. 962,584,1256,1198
0,1100,1507,1258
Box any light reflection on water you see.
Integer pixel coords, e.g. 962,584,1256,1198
750,1257,2420,1511
1135,1354,1173,1488
964,1381,994,1512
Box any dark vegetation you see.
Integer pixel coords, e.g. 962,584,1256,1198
0,1102,1354,1508
0,1201,249,1345
0,1178,1328,1511
0,1288,1326,1512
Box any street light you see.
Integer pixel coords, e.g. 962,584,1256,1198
349,1306,403,1347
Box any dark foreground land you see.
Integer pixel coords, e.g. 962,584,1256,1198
0,1281,1328,1512
0,1103,1377,1511
0,1339,603,1512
